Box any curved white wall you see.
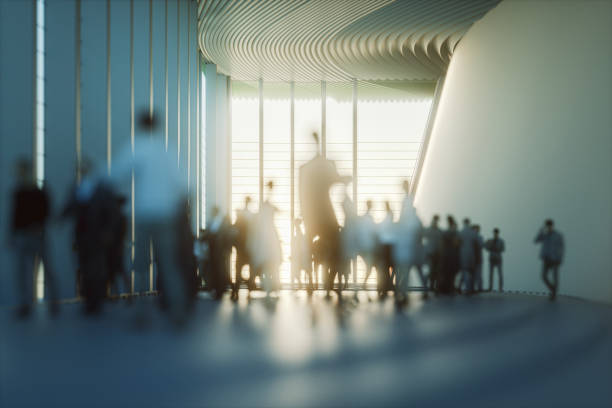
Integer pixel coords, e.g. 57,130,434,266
415,0,612,302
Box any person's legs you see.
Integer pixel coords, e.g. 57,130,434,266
458,270,465,293
362,263,372,289
429,254,440,291
154,222,187,323
475,263,483,292
234,257,245,295
15,234,34,315
38,233,60,314
394,265,407,302
551,264,559,299
497,263,504,292
541,261,554,294
415,265,428,299
134,223,152,294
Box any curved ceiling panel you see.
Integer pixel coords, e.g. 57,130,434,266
198,0,501,82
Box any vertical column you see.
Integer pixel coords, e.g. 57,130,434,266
109,0,131,294
203,65,229,219
352,79,358,285
133,0,150,135
106,0,111,174
166,0,178,155
226,76,232,211
290,80,296,273
204,63,217,220
196,51,201,234
45,0,78,300
151,0,165,140
133,0,151,293
81,0,108,167
321,80,326,157
0,0,35,305
189,0,198,231
290,81,295,250
216,73,228,213
179,0,189,181
352,79,358,205
258,78,264,205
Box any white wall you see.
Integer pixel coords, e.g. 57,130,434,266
415,0,612,302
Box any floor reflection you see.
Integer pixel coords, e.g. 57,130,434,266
2,291,611,407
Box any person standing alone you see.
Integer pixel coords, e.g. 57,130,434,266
484,228,505,292
534,219,564,300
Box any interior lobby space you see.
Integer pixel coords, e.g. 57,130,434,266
1,0,611,406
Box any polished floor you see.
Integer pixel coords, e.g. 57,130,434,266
1,290,611,407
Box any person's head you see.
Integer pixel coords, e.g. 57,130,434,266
244,196,251,208
472,224,480,233
366,200,373,212
463,217,470,226
138,109,158,132
545,219,554,232
385,201,392,212
15,158,33,186
432,214,440,226
402,180,410,193
447,215,456,229
493,228,499,237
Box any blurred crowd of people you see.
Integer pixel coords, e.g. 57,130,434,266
8,122,565,322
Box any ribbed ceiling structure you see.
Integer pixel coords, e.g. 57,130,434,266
197,0,501,82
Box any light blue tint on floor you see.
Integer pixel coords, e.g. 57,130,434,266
1,291,611,407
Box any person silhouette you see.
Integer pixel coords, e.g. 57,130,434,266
484,228,505,291
472,224,484,292
438,216,460,295
248,181,282,296
377,201,395,297
339,188,359,290
110,111,190,324
534,219,564,300
424,215,443,291
206,206,232,299
232,196,254,298
458,218,478,294
393,181,427,305
298,132,350,297
291,218,313,291
359,200,379,290
10,158,58,317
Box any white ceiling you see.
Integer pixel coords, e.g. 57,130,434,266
197,0,501,82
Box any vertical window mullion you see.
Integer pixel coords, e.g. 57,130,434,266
258,78,263,206
321,80,326,157
290,81,295,265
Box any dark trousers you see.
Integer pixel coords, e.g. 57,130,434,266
542,259,559,296
489,261,503,291
14,231,58,309
427,254,440,290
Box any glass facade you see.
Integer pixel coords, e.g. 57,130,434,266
229,80,433,285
